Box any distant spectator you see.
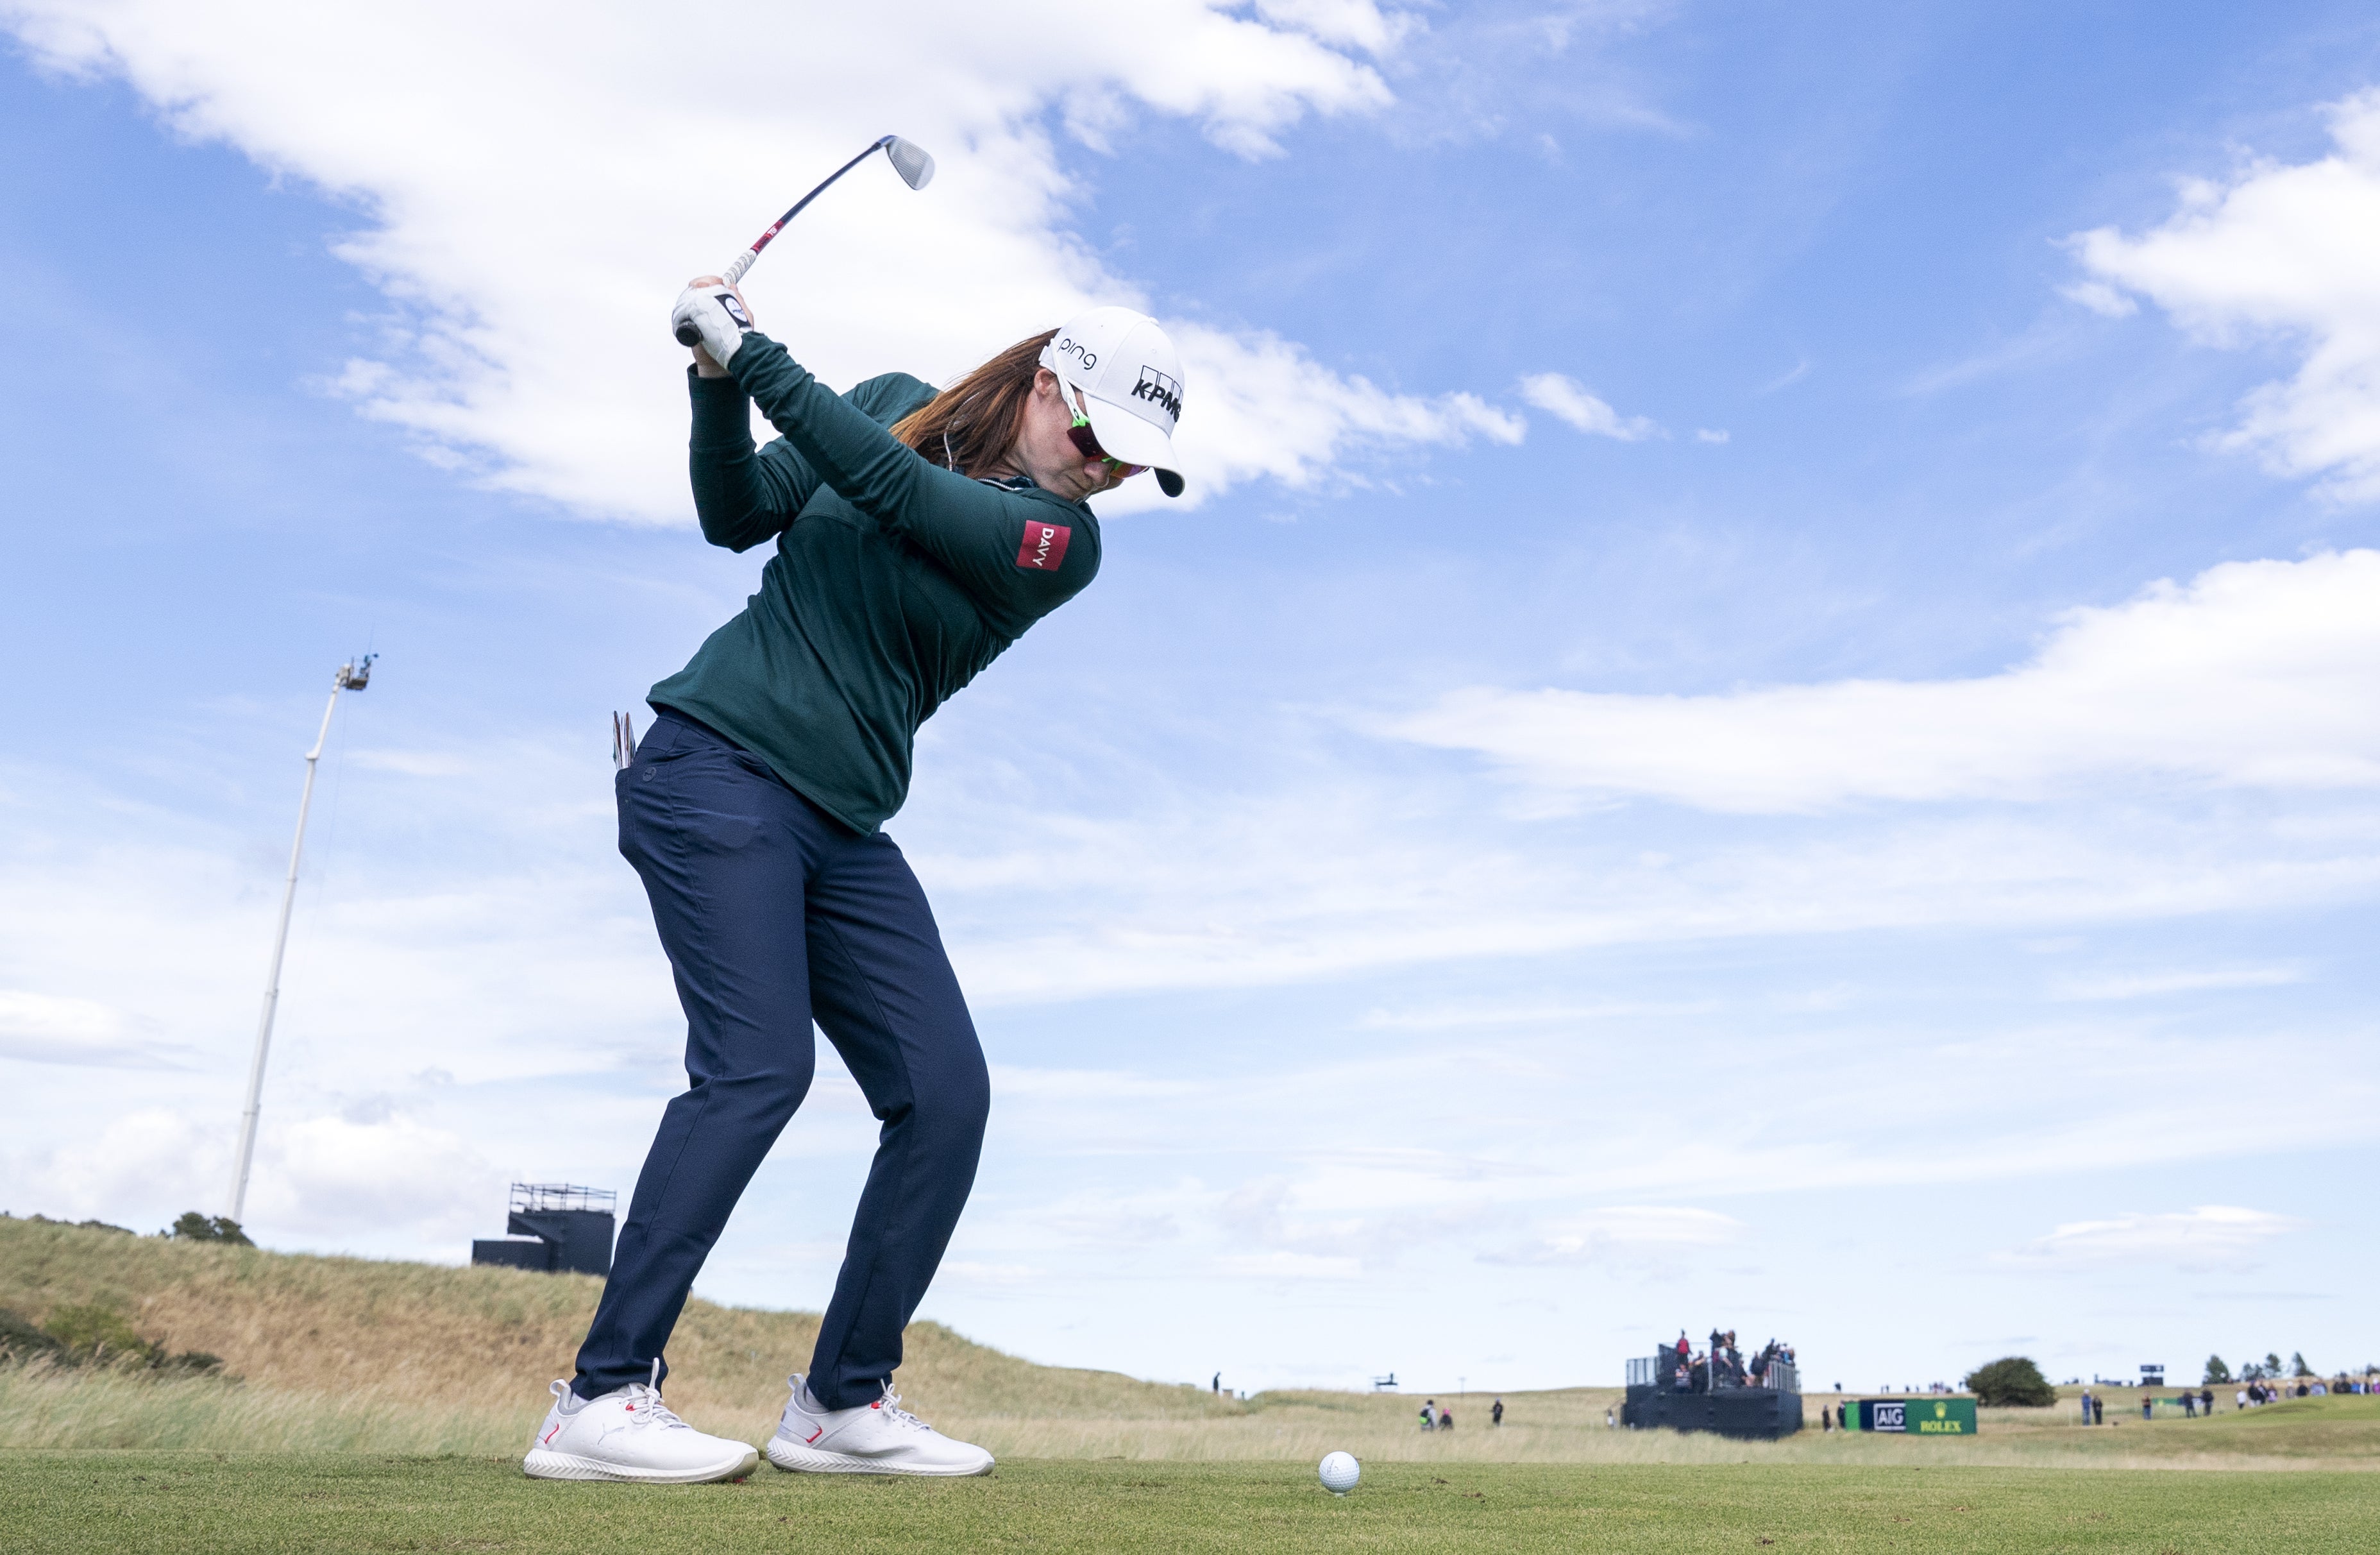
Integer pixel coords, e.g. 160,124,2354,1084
2092,1396,2103,1425
1492,1398,1505,1427
1420,1400,1435,1432
2182,1392,2196,1418
1821,1406,1832,1432
2200,1387,2214,1416
1211,1372,1220,1395
2236,1388,2248,1411
1439,1406,1454,1431
2141,1396,2153,1422
2079,1389,2094,1425
1836,1403,1847,1431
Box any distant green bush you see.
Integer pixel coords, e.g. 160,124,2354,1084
19,1214,134,1236
1962,1355,2056,1407
166,1212,253,1246
2204,1354,2232,1384
1,1303,223,1376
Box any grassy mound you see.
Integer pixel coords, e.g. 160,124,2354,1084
0,1214,1233,1455
4,1216,2376,1468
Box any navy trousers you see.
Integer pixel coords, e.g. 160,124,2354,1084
572,710,990,1409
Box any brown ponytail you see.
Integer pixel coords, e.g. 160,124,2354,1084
891,329,1057,479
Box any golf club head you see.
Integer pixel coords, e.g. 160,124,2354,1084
884,136,936,191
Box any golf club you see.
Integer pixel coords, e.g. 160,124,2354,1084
673,134,935,345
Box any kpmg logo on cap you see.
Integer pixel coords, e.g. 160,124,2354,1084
1132,365,1182,424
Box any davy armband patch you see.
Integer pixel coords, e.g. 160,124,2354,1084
1015,521,1072,571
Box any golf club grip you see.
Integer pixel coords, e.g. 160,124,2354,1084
671,251,761,346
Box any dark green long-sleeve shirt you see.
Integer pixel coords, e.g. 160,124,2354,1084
648,331,1102,832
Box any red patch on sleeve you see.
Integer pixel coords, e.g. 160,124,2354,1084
1015,521,1072,571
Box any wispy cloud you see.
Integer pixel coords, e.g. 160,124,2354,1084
1358,999,1719,1030
2003,1206,2306,1271
0,990,195,1069
2052,964,2308,1001
1486,1206,1742,1267
1384,550,2380,813
1517,372,1658,440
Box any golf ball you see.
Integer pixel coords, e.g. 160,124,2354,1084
1319,1450,1360,1495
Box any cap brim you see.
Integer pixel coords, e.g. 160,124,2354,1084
1081,394,1184,498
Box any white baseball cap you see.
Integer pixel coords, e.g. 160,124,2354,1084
1040,306,1186,497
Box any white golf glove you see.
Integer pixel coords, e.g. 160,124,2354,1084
671,282,752,367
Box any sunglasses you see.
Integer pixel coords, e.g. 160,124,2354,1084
1060,384,1147,479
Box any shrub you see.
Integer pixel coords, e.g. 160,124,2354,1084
167,1212,254,1246
0,1307,69,1365
33,1303,224,1375
42,1302,149,1359
1962,1355,2056,1407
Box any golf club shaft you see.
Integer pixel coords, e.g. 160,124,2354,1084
725,137,891,283
673,138,897,344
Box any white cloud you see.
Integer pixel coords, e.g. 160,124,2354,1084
2005,1205,2306,1271
2052,964,2307,1001
1216,1251,1363,1279
2057,279,2138,319
1179,323,1525,493
2070,90,2380,499
1694,427,1730,443
1487,1205,1742,1266
1386,550,2380,813
0,0,1515,518
0,990,190,1067
1358,998,1717,1030
260,1111,498,1239
1517,371,1658,440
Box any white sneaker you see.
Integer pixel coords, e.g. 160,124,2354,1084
766,1374,994,1476
522,1377,760,1483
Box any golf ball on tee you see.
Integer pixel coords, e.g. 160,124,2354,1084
1319,1451,1360,1495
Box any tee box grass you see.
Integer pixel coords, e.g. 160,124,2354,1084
8,1452,2380,1554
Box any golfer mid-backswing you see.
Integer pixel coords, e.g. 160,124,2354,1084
524,278,1186,1483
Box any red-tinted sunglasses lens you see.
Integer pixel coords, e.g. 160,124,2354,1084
1067,419,1146,477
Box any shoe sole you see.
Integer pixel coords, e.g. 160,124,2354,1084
766,1438,994,1477
523,1445,760,1484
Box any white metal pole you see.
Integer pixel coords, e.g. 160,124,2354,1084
224,664,354,1225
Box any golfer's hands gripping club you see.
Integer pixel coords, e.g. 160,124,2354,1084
672,276,753,373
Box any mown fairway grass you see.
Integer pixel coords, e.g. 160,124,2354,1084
9,1453,2378,1554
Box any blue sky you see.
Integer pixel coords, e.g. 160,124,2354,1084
4,0,2379,1397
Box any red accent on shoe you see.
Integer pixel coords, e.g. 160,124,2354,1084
806,1428,823,1444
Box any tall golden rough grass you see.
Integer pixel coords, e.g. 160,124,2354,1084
5,1218,2377,1465
0,1216,1243,1453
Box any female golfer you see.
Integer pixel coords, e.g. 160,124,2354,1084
523,279,1186,1483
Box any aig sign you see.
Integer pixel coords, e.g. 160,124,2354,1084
1850,1398,1976,1435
